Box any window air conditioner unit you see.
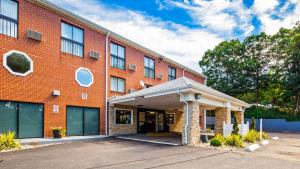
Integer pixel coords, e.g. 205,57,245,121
157,73,163,80
89,51,99,59
26,29,42,41
128,64,137,71
128,89,136,93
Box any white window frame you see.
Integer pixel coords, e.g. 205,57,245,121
3,50,33,76
114,108,133,125
75,67,94,87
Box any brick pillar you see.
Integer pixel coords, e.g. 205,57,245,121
182,102,200,145
234,111,244,124
215,107,231,135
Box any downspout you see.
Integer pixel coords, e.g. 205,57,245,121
105,32,110,135
177,89,188,145
183,68,187,77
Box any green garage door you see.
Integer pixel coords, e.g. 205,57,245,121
0,101,43,138
67,106,99,136
67,107,84,136
18,103,44,138
84,108,99,135
0,102,18,135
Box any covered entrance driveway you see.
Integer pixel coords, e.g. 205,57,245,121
108,77,250,145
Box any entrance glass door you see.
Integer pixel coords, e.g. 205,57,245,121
137,109,166,133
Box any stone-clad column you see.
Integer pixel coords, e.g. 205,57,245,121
234,111,244,124
215,107,231,135
182,101,200,145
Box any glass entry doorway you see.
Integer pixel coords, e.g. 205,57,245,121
137,109,166,133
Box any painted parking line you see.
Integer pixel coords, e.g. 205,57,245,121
115,136,181,146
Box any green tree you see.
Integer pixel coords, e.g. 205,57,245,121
250,117,256,130
232,118,239,135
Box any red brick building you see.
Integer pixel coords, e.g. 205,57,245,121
0,0,209,138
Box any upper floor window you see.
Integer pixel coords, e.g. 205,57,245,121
0,0,18,38
168,66,176,81
75,67,94,87
144,56,155,79
110,43,125,69
61,22,84,57
110,76,125,93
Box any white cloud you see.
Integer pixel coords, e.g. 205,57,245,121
253,0,279,14
49,0,223,72
48,0,300,72
253,0,300,35
164,0,254,37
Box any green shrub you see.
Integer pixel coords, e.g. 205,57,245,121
210,134,225,147
244,130,260,143
210,138,222,147
225,134,244,148
250,117,256,130
262,132,270,140
0,131,21,151
232,118,239,135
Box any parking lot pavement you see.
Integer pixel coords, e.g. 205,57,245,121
0,135,300,169
244,132,300,162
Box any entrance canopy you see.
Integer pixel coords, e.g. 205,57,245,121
109,77,249,111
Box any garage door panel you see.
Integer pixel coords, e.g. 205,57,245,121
0,102,18,135
84,108,99,135
67,107,84,136
18,103,43,138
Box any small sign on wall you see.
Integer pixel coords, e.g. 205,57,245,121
53,105,59,113
82,93,88,100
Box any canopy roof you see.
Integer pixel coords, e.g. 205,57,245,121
109,77,249,110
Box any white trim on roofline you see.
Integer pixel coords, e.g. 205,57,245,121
28,0,206,80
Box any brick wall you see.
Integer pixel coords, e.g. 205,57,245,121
0,0,205,137
107,39,205,97
109,105,137,135
0,0,106,137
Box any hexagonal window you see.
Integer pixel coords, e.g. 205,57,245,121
75,67,94,87
3,50,33,76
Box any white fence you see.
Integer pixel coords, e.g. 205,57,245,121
223,121,249,137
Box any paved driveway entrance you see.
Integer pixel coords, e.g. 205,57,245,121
1,137,300,169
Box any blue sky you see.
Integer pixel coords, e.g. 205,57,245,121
49,0,300,72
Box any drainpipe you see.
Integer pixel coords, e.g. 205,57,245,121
183,68,187,77
177,89,188,145
105,32,110,135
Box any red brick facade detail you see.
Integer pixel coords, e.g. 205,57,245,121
0,0,205,137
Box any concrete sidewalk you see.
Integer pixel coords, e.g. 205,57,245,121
19,135,110,145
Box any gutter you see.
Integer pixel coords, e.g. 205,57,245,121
105,32,110,135
177,89,189,145
30,0,206,80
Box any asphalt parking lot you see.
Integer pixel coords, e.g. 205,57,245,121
0,133,300,169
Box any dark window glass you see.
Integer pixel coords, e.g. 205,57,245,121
168,66,176,81
110,43,125,69
115,109,132,124
0,0,18,38
110,76,125,92
61,22,84,57
166,114,175,124
144,56,155,78
6,52,31,74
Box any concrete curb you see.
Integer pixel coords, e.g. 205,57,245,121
19,135,111,145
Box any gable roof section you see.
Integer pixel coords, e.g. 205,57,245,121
28,0,206,80
109,77,250,107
